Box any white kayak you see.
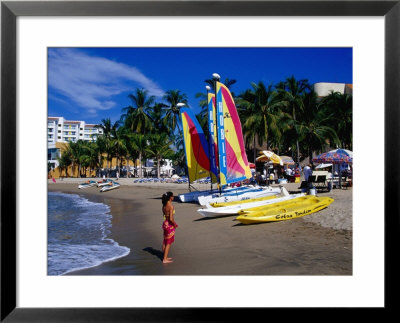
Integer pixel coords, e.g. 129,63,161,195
100,182,120,192
197,186,282,206
178,185,259,203
197,192,306,217
78,180,97,189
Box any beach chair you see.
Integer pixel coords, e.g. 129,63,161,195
314,175,328,190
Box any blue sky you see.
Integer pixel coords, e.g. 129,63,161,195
48,47,352,125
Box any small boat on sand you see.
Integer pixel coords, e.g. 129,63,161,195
97,179,113,187
236,196,334,224
100,181,120,192
78,180,97,189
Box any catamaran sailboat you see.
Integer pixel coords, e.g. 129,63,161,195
178,76,281,204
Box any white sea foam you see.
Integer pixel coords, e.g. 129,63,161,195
48,192,130,275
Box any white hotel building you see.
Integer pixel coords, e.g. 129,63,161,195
313,82,353,97
48,117,103,168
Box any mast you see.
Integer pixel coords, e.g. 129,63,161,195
176,102,189,191
212,73,222,195
206,85,213,192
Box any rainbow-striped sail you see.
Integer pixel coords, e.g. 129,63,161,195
180,107,216,183
207,93,218,183
216,81,252,186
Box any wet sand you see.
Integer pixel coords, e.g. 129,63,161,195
48,179,352,275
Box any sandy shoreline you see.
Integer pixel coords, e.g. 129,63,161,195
48,178,352,275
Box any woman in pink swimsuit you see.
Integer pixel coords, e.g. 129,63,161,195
161,192,178,264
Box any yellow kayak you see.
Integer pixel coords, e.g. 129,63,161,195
236,196,334,224
210,194,278,208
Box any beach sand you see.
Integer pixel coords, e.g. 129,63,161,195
48,178,352,275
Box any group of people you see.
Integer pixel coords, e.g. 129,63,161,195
262,165,301,184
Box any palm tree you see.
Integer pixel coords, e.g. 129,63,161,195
238,81,283,161
278,76,311,165
94,135,106,174
295,90,340,163
162,89,188,136
121,88,155,134
204,77,237,90
66,139,90,177
111,126,129,173
95,118,118,175
148,102,169,135
147,133,174,178
129,133,151,178
56,148,72,177
322,91,353,150
86,141,101,176
95,118,113,139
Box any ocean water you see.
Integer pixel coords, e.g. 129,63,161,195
48,192,130,275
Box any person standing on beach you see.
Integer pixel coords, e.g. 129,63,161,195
161,192,178,264
303,164,312,182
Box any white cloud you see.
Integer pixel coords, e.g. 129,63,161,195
48,48,165,115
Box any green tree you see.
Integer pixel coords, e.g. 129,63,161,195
238,81,283,161
277,76,311,164
111,125,129,172
322,91,353,150
148,102,169,134
121,88,155,134
129,133,152,178
147,133,174,178
95,118,118,175
66,140,91,177
162,89,188,136
295,91,340,163
56,148,72,177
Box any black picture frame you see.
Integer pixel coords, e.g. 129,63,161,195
1,1,398,321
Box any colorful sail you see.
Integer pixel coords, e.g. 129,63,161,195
180,107,217,183
207,93,218,183
216,81,252,186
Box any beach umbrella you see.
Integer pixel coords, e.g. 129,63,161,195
279,156,295,166
313,149,353,188
329,148,353,158
256,150,283,166
313,148,352,164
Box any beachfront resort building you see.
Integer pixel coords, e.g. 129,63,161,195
314,82,353,98
48,117,103,170
47,117,162,178
48,117,103,145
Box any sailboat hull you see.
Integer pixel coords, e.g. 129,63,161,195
197,186,282,206
178,185,255,203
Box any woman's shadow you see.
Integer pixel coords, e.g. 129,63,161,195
143,247,163,261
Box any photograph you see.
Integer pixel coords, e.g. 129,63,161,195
47,47,353,276
3,0,396,318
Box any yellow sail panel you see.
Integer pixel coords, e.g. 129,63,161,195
216,81,252,185
180,107,216,182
